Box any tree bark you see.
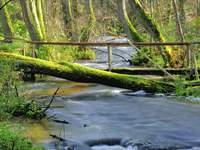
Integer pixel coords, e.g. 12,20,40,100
178,0,186,29
0,0,13,43
62,0,73,37
20,0,46,48
128,0,176,67
79,0,96,43
0,52,175,93
117,0,143,41
172,0,185,42
197,0,200,16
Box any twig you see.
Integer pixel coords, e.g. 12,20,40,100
0,0,12,10
128,40,176,80
53,119,70,125
14,85,19,97
42,87,60,113
49,134,65,141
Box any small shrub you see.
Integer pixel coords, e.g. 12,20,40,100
72,48,96,60
0,123,43,150
131,48,153,66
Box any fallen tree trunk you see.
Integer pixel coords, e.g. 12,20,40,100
109,68,199,76
0,52,175,93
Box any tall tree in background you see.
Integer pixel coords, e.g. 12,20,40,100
197,0,200,16
79,0,96,43
62,0,73,37
20,0,46,48
128,0,176,66
178,0,186,29
166,1,173,24
117,0,143,41
172,0,185,42
0,0,13,43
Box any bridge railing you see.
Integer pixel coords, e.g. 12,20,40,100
1,37,200,78
26,40,200,76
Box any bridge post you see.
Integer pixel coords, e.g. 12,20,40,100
108,45,112,71
187,44,199,80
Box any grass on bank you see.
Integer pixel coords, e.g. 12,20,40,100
0,41,96,62
0,61,46,150
0,123,43,150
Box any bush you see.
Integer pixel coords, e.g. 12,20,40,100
0,123,43,150
0,61,45,120
131,48,153,66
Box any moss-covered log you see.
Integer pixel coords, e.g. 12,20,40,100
0,52,175,93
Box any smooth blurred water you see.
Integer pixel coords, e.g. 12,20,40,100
76,36,135,69
24,79,200,150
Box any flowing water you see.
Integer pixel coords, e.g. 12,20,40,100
23,37,200,150
24,79,200,150
76,36,135,69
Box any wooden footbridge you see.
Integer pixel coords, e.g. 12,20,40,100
1,36,200,79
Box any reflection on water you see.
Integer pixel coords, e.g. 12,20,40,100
27,84,94,97
24,120,51,143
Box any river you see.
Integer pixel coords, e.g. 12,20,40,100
23,36,200,150
22,78,200,150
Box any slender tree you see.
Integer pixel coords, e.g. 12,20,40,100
166,0,173,24
79,0,96,43
0,0,13,43
197,0,200,16
20,0,46,48
128,0,177,66
178,0,186,29
172,0,185,42
117,0,143,41
62,0,73,37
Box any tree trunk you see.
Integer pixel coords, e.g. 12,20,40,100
166,0,173,24
62,0,73,37
197,0,200,16
0,0,13,43
178,0,186,29
20,0,46,48
0,52,175,93
128,0,176,67
117,0,143,41
172,0,185,42
79,0,96,43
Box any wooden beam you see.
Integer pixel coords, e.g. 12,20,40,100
108,45,112,71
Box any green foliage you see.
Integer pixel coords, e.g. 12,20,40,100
184,17,200,41
0,61,45,120
186,86,200,97
131,48,153,66
72,48,96,60
13,20,28,37
175,79,188,96
0,96,45,120
0,42,25,52
175,79,200,98
0,123,43,150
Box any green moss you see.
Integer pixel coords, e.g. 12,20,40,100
0,52,175,93
128,0,174,66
